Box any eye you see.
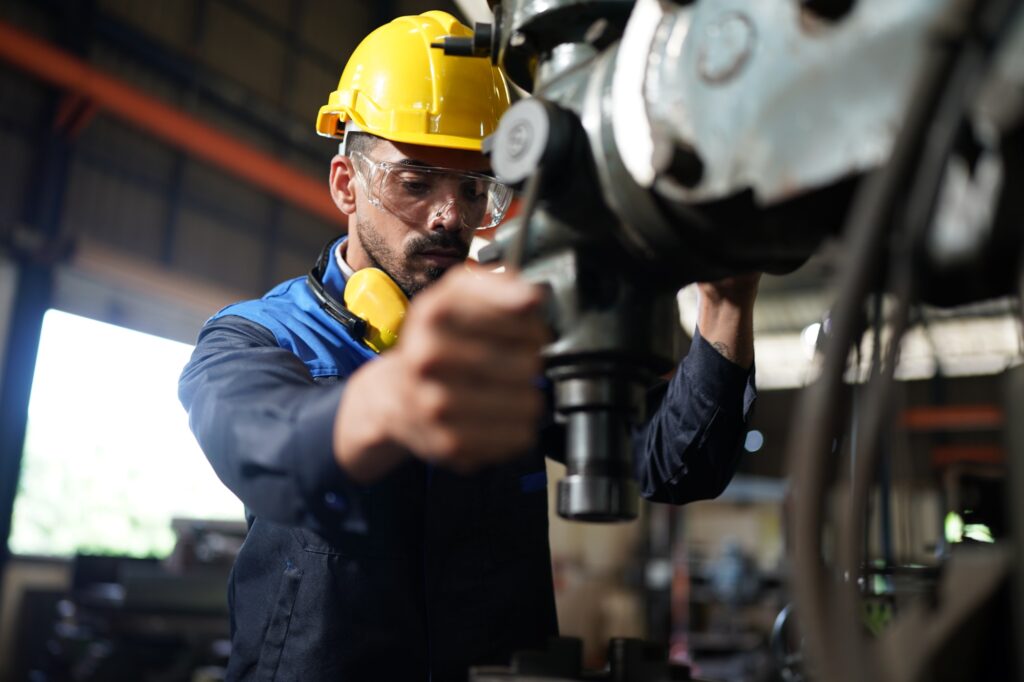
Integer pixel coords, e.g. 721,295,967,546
460,181,486,202
401,180,431,195
394,170,434,196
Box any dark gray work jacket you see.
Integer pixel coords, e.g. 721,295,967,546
178,239,757,681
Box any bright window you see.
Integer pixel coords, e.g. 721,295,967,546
8,309,243,558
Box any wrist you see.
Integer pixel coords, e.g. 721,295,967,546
698,296,751,333
697,301,755,370
333,356,408,483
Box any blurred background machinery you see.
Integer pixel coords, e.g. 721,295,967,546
9,520,244,682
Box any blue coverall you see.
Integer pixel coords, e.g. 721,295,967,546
178,237,757,681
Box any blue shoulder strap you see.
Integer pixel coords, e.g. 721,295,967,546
210,237,377,378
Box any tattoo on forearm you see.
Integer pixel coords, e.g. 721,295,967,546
711,341,735,362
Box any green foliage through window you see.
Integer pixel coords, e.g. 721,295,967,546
8,310,243,559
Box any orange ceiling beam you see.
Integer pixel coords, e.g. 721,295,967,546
0,20,343,227
900,404,1004,432
930,445,1005,468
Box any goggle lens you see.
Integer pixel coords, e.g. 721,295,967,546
352,152,512,229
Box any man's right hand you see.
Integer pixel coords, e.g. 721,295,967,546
333,268,548,483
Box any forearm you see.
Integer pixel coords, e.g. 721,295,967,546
634,330,756,504
179,318,363,532
696,275,759,369
333,355,410,484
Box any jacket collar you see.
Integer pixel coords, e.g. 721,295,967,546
321,235,350,302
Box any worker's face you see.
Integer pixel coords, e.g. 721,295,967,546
330,138,492,297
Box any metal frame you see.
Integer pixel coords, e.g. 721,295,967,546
0,2,85,617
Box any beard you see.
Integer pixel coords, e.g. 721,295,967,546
356,215,470,298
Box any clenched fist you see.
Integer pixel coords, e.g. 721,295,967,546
334,268,549,482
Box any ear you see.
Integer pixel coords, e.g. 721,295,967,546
329,155,358,216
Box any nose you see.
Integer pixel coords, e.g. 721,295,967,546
429,199,464,232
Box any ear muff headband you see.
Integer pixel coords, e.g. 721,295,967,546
307,238,368,341
306,238,409,353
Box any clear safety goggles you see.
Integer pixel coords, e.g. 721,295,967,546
349,151,513,230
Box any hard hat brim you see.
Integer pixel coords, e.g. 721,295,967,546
318,109,487,152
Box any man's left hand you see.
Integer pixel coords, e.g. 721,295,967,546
696,273,761,368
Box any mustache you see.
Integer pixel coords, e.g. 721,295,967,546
405,231,471,258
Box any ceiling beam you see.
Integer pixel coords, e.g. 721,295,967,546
0,20,343,227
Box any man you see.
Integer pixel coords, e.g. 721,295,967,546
179,10,758,681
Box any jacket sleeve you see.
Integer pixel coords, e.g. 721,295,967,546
178,315,363,533
634,328,757,504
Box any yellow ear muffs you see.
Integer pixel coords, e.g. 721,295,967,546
343,268,409,352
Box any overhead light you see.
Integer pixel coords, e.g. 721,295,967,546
964,524,995,543
945,511,964,543
800,322,821,359
744,429,764,453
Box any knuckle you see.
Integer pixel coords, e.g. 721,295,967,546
421,384,452,422
434,429,466,461
420,299,445,327
429,429,456,461
409,337,444,377
411,294,445,329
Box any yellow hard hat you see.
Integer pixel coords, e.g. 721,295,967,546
316,11,511,151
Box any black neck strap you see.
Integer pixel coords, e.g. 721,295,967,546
306,237,367,340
